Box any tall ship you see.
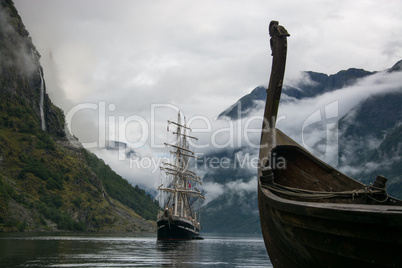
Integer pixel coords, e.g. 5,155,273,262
157,112,205,240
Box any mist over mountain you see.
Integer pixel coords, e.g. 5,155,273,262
0,0,158,232
202,60,402,233
219,68,374,120
337,91,402,198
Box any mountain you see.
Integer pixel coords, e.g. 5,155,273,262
337,91,402,198
202,60,402,234
388,59,402,73
219,68,373,119
199,148,258,233
0,0,158,232
197,147,259,233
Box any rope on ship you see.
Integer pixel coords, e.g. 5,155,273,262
261,183,389,202
260,167,389,202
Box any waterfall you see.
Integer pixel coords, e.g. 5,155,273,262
31,48,46,131
38,68,46,131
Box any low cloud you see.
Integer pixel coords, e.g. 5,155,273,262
89,147,161,196
277,70,402,145
202,177,258,211
81,69,402,201
202,182,224,205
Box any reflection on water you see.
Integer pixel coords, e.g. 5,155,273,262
0,233,272,267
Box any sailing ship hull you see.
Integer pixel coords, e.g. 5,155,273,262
157,217,201,240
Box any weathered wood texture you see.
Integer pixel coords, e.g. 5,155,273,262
258,21,402,268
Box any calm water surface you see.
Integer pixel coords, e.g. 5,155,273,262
0,233,273,267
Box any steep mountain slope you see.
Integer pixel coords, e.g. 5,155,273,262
338,91,402,197
0,0,158,232
199,148,258,233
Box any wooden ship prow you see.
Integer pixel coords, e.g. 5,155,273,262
258,20,402,267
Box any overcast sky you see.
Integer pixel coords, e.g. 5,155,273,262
12,0,402,193
14,0,402,114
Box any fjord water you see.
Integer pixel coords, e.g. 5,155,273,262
0,233,272,267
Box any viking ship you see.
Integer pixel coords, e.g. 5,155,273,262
258,21,402,267
157,112,205,240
